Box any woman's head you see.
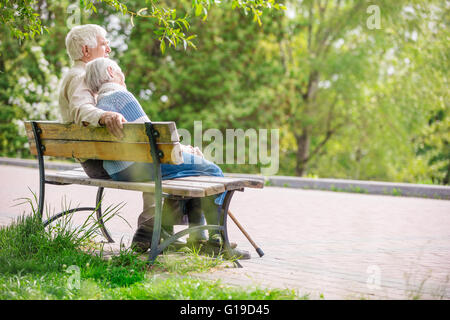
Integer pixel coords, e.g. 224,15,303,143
85,58,125,93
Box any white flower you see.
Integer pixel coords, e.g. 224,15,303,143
18,77,28,87
39,58,49,66
318,80,331,89
334,38,345,49
29,82,36,92
387,66,395,76
14,120,26,135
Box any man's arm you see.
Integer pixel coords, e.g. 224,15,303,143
67,74,104,126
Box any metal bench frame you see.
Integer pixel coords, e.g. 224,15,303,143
29,121,240,265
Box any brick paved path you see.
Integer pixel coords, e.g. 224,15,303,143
1,164,449,299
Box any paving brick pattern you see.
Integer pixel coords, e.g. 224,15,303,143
1,165,449,299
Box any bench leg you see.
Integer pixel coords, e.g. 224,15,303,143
43,207,98,227
147,194,163,263
145,192,241,268
95,187,114,243
31,121,45,220
42,187,114,244
145,121,164,264
218,190,243,268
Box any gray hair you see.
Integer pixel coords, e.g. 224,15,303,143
65,24,107,61
85,58,122,93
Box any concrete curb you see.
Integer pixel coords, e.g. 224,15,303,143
264,175,450,200
0,157,79,171
1,157,449,200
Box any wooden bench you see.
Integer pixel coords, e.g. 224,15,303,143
25,120,264,264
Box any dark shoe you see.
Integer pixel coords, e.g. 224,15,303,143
185,236,238,249
131,240,150,253
204,244,251,260
207,231,238,249
207,237,238,249
131,225,186,253
222,247,251,260
131,226,152,253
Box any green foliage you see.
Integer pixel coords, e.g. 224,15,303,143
0,0,448,185
0,272,303,300
0,0,49,40
0,2,65,157
1,0,284,49
273,0,449,183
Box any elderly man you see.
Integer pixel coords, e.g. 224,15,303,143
84,57,249,259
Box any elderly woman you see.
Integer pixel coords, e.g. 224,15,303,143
85,58,249,259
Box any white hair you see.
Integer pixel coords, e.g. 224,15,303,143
85,58,122,93
65,24,107,61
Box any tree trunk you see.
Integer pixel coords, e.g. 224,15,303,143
295,131,310,176
295,68,318,177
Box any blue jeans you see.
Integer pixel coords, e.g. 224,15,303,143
109,151,227,206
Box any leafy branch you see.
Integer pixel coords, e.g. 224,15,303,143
1,0,285,53
0,0,49,40
93,0,286,53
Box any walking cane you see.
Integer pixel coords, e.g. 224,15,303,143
228,210,264,257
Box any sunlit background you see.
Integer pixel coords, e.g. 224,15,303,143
1,0,448,184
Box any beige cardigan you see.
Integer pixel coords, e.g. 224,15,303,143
58,60,104,126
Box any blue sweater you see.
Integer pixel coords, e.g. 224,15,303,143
95,85,149,176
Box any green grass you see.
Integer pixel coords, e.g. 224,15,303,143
0,272,301,300
330,185,368,194
0,197,303,300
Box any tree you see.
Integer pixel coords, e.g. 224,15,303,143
271,0,409,176
0,0,70,157
266,0,448,183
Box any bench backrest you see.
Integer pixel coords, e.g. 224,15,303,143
24,121,183,164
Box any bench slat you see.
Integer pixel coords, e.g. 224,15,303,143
45,172,206,197
161,180,226,196
174,176,264,189
29,140,183,164
24,121,179,143
43,169,257,197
